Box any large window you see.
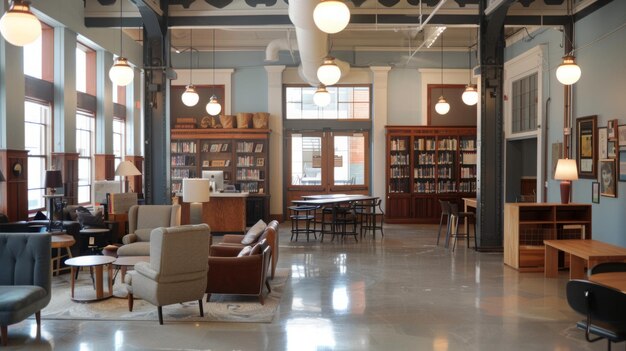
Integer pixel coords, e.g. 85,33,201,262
511,73,538,133
25,101,50,211
76,43,96,95
285,86,370,120
76,112,94,204
113,117,125,178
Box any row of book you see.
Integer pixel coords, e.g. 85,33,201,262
461,153,477,165
390,154,409,166
171,155,196,166
390,138,408,151
236,142,264,153
236,169,264,181
171,168,195,179
201,143,230,153
238,182,264,194
171,141,197,153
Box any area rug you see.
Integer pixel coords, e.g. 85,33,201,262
39,268,289,323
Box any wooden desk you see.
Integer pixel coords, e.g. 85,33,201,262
590,272,626,293
176,192,249,234
544,239,626,279
462,197,476,234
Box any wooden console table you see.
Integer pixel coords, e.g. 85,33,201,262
176,192,249,233
544,239,626,279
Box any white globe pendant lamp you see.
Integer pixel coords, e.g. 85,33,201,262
313,86,331,107
556,55,581,85
435,96,450,115
109,1,133,86
182,85,199,107
0,0,41,47
317,56,341,86
206,95,222,116
313,0,350,34
462,84,478,106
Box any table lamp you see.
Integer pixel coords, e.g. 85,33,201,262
45,170,62,194
115,161,142,193
182,178,211,224
554,158,578,204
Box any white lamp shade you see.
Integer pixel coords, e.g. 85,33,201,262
109,57,134,86
206,95,222,115
435,96,450,115
317,57,341,86
462,85,479,106
313,0,350,34
556,56,581,85
181,85,199,107
182,178,211,203
0,1,41,47
115,161,141,176
554,158,578,180
313,86,331,107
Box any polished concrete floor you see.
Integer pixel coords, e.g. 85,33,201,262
4,223,607,350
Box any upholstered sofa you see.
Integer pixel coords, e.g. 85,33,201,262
0,233,51,346
213,220,279,278
117,204,181,257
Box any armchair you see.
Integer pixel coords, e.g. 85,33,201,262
206,239,272,305
117,204,181,257
0,233,51,346
124,224,210,325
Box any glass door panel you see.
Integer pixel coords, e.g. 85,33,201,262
332,133,367,187
289,133,324,187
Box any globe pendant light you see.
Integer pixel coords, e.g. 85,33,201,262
313,85,331,107
317,56,341,86
0,0,41,46
313,0,350,34
181,29,199,107
109,0,133,86
435,31,449,115
556,55,581,85
205,29,222,116
462,42,478,106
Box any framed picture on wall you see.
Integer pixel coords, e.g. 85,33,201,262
608,140,617,158
598,127,608,159
576,115,597,179
620,149,626,182
608,119,618,141
619,125,626,147
600,158,617,197
592,182,600,203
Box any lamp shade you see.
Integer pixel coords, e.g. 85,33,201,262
0,0,41,47
435,96,450,115
313,0,350,34
313,86,331,107
44,170,62,188
462,84,479,106
555,55,581,85
0,170,4,182
554,158,578,180
115,161,141,177
182,178,211,203
206,95,222,116
109,57,134,86
317,57,341,86
181,85,199,107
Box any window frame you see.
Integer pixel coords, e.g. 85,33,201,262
76,110,95,204
24,99,51,212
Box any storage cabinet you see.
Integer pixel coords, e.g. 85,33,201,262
503,203,592,272
171,129,271,224
385,126,477,223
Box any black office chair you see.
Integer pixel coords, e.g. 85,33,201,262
447,203,476,251
589,262,626,275
436,200,450,246
566,279,626,351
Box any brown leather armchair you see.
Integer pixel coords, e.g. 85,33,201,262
214,220,278,279
206,239,272,305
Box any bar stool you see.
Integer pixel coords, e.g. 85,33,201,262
436,200,451,246
51,234,75,276
359,198,384,239
289,205,317,242
446,203,476,252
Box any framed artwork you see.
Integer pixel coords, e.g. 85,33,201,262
202,160,209,167
620,149,626,182
256,158,265,167
576,115,597,179
619,125,626,147
598,127,607,159
608,119,618,141
600,158,617,197
592,182,600,204
608,140,617,158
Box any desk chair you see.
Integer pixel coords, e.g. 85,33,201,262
447,203,476,252
566,279,626,350
436,200,451,246
589,262,626,275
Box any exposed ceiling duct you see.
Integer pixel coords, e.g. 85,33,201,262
285,0,350,87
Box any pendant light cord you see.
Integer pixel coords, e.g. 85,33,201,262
440,31,443,96
119,0,123,57
212,29,216,96
189,28,193,85
467,30,472,84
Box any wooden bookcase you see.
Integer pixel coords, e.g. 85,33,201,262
503,203,592,272
385,126,477,223
171,128,270,225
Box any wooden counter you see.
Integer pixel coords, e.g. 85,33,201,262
176,192,249,234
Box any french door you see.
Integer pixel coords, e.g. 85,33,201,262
285,130,369,211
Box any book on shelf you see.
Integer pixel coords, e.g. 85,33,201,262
221,143,229,152
176,117,196,124
174,123,196,129
210,144,219,152
254,143,263,153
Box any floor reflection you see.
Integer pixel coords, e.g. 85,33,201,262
286,318,335,351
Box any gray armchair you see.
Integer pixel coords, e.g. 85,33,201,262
117,204,181,257
0,233,51,346
124,224,210,324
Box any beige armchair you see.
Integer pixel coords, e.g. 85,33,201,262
124,224,210,324
117,204,181,257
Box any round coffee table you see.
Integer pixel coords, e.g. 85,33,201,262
112,256,150,298
65,255,115,302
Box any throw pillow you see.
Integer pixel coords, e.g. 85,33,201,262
241,219,266,245
77,211,104,229
237,245,253,257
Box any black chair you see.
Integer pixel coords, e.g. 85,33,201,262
446,203,476,251
436,200,450,246
589,262,626,275
324,203,358,242
566,279,626,350
358,198,384,239
288,205,317,242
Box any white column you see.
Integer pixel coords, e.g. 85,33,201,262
0,9,25,150
126,69,143,157
370,66,392,209
264,65,286,218
96,50,114,154
53,27,77,153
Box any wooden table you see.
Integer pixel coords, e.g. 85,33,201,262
590,272,626,293
51,234,75,276
462,197,477,234
177,192,249,233
544,239,626,279
65,255,115,302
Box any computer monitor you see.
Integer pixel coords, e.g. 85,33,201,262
202,170,224,192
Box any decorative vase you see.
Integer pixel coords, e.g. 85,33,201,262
252,112,269,129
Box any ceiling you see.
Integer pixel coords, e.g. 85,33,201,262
83,0,598,53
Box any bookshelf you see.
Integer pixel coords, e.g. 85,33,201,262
385,126,477,223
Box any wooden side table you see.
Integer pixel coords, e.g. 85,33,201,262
51,234,75,276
